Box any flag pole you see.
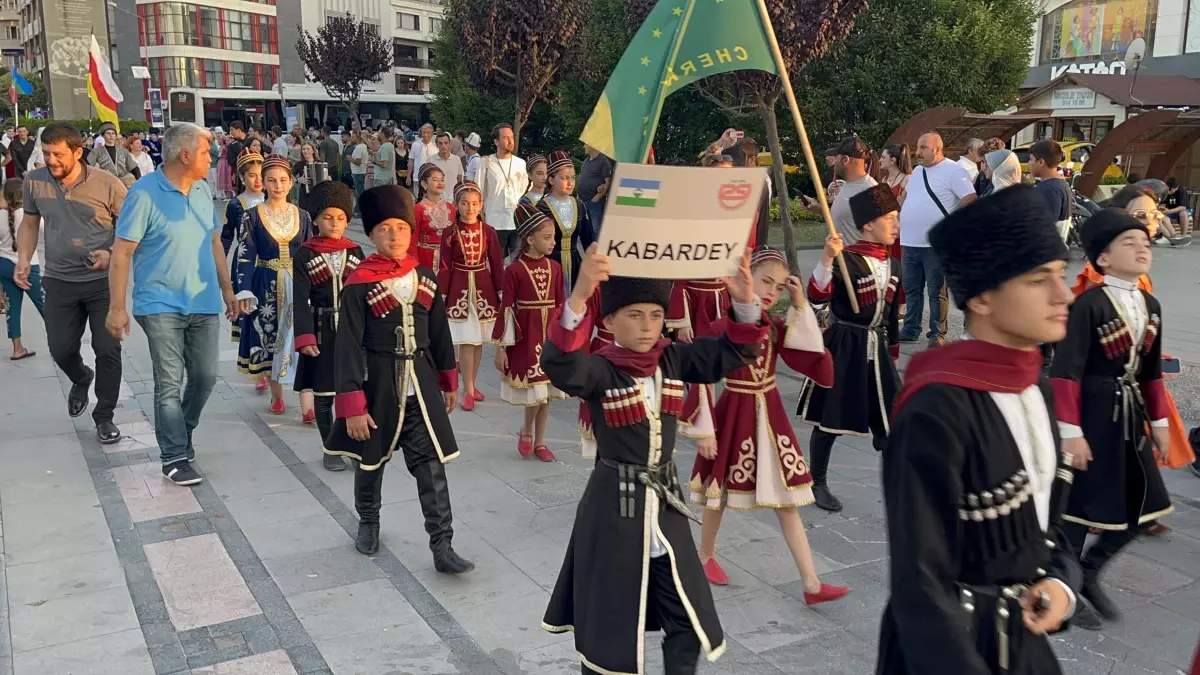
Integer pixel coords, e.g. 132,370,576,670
752,0,857,313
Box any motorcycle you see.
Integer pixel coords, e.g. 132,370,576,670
1067,188,1098,260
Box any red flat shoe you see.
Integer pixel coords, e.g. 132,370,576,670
473,390,485,402
702,558,729,586
518,433,533,457
255,376,269,393
301,409,316,424
804,583,851,606
461,396,475,412
533,445,555,462
268,398,285,415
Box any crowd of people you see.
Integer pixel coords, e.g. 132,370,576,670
0,111,1198,675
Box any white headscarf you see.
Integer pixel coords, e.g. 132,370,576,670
28,127,45,173
986,149,1021,192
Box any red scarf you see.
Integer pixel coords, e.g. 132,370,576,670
346,253,418,285
892,339,1043,418
594,338,671,378
302,235,359,253
846,241,890,260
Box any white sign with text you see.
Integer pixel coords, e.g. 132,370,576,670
1051,87,1098,110
598,164,767,279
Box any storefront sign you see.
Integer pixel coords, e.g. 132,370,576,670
1050,87,1097,110
597,164,766,279
1050,60,1128,79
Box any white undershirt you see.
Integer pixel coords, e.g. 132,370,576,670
560,296,760,558
812,256,890,361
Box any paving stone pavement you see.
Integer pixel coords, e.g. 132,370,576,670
1,235,1199,674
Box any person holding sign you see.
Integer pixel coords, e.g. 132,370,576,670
684,247,851,605
537,150,595,296
492,203,568,461
798,184,903,513
541,244,767,674
438,179,503,411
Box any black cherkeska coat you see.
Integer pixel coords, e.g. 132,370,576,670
292,243,364,395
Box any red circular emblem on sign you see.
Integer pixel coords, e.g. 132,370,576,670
718,182,753,210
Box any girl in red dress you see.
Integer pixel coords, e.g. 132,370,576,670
438,179,503,410
493,202,567,461
414,163,455,270
683,248,851,605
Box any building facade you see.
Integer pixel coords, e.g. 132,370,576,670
0,0,21,74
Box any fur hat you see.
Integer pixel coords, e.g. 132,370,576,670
514,202,552,240
601,277,673,317
929,184,1067,310
97,122,116,135
849,184,900,230
306,181,355,222
359,184,415,236
1081,208,1148,269
453,178,481,204
547,150,573,175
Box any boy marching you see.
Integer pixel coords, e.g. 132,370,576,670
1050,208,1173,629
323,185,473,574
798,184,902,512
540,243,767,674
879,185,1081,675
293,180,363,471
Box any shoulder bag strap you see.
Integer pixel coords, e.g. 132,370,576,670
921,167,950,218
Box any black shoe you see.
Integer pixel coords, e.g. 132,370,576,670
434,548,475,574
1073,603,1104,630
323,453,347,472
97,421,122,444
1081,574,1121,621
898,334,920,344
68,367,95,418
927,337,945,350
162,461,203,486
356,523,380,555
812,484,843,512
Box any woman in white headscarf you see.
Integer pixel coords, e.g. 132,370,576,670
982,149,1022,194
27,127,45,173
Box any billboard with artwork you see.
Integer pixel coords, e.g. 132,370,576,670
1040,0,1158,64
42,0,112,119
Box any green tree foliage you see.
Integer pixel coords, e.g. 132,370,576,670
1,71,50,120
296,13,393,124
796,0,1040,149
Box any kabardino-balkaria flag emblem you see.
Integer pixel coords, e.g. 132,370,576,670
615,178,660,208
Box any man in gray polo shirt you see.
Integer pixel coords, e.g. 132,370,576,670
14,121,127,444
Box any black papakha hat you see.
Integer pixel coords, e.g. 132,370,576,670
359,184,415,236
849,184,900,230
601,277,673,317
929,184,1067,310
1081,208,1148,269
305,180,355,222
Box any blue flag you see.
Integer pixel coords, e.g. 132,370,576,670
12,72,32,96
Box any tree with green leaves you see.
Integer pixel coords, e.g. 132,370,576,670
796,0,1040,149
296,13,393,125
0,71,48,120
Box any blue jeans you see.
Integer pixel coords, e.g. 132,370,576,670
135,313,220,466
900,246,948,341
0,257,45,339
584,199,606,231
352,173,366,210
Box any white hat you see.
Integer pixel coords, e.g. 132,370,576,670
465,132,481,149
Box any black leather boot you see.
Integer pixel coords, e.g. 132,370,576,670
1080,528,1137,621
661,631,702,675
808,429,842,512
354,467,383,554
412,460,474,574
315,396,344,471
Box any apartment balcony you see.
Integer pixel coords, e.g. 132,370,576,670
394,57,431,69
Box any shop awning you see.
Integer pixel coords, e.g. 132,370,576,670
1075,109,1200,198
882,107,1052,156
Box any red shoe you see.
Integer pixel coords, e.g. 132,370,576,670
461,395,475,411
533,445,555,462
255,376,269,393
804,583,851,606
517,433,533,457
268,398,286,415
473,390,485,402
702,558,729,586
301,409,316,425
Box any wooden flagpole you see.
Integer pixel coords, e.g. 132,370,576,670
752,0,858,313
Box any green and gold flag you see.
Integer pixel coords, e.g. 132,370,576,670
580,0,777,163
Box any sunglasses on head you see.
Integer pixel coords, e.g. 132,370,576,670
1131,209,1162,221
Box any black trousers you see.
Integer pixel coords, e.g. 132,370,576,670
582,556,701,675
808,377,889,486
1062,521,1139,577
42,277,121,424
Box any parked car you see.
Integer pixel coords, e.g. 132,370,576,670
1014,141,1125,182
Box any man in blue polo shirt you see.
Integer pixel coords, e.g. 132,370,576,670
106,122,240,486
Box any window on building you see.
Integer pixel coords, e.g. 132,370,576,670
396,74,419,93
427,48,436,66
396,12,419,30
229,61,254,88
258,14,271,50
429,17,442,35
200,7,220,48
1038,0,1159,64
227,10,251,51
203,58,222,88
394,43,419,67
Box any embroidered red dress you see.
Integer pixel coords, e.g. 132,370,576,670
578,291,615,459
492,254,568,406
685,305,833,510
667,280,731,439
437,219,503,345
414,199,455,271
